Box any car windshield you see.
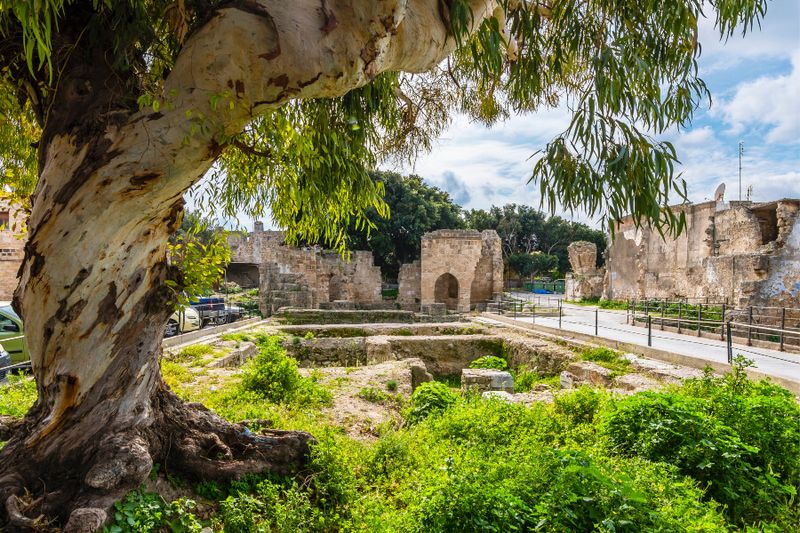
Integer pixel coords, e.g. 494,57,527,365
0,305,19,321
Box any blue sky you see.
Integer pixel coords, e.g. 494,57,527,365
386,1,800,226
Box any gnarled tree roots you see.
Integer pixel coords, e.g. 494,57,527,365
0,387,314,532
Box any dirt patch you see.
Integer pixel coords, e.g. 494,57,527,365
299,359,425,439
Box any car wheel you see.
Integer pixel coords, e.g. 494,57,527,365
164,320,179,337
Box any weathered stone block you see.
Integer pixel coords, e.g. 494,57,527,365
421,303,447,316
565,361,615,387
210,341,259,368
461,368,514,393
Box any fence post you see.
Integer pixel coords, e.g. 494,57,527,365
677,302,682,334
780,307,786,351
558,300,562,329
660,299,665,330
747,306,753,346
595,308,599,336
720,303,726,340
726,321,733,364
697,304,703,337
647,315,652,347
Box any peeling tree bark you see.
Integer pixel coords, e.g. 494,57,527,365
0,1,495,530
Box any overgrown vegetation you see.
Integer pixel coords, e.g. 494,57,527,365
578,346,631,375
468,355,508,370
78,344,793,531
0,372,37,418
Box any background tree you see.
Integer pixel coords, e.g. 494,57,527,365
347,170,464,280
0,0,768,528
465,204,606,274
507,251,558,280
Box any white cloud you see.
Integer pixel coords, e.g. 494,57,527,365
714,51,800,143
697,1,800,71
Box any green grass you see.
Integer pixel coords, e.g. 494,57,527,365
578,346,631,375
0,372,36,417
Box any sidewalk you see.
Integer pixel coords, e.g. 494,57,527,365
485,300,800,390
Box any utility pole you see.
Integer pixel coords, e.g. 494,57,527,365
738,141,744,201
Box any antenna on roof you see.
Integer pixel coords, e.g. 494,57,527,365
738,141,744,201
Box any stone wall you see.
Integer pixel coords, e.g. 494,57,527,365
397,260,421,308
228,228,382,314
402,229,502,313
0,202,25,301
604,199,800,307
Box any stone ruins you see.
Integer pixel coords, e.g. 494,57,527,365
591,198,800,307
227,226,503,315
0,201,25,301
564,241,604,301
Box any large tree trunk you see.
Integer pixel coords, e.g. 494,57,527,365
0,1,495,530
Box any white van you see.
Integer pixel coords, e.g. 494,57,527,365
165,307,202,337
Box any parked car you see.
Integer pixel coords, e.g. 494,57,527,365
0,302,28,364
0,347,10,381
164,307,202,337
190,298,243,327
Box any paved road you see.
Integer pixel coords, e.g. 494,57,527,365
505,293,800,384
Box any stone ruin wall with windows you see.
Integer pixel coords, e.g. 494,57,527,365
228,226,504,315
0,201,25,301
603,199,800,308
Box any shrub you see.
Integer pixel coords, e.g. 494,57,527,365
602,361,800,528
220,493,263,532
220,281,242,293
386,379,398,392
406,382,458,424
514,366,559,392
240,336,331,406
553,385,610,425
468,355,507,370
104,491,203,533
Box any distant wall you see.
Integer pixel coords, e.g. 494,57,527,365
604,199,800,307
0,202,25,301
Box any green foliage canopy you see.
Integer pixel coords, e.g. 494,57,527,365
0,0,771,246
345,171,464,279
465,204,606,273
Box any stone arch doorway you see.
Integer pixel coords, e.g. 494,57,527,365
434,273,459,310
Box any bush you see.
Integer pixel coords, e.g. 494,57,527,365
602,361,800,527
240,336,331,406
104,491,203,533
553,385,610,425
386,379,398,392
220,281,242,293
514,366,559,392
406,382,458,424
468,355,507,370
405,397,726,532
